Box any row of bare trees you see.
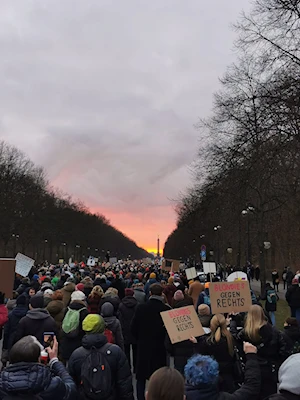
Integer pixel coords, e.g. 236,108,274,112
0,141,149,262
164,0,300,291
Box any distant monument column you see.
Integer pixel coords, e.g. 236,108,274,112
157,235,160,257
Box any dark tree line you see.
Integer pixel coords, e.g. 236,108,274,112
164,0,300,292
0,141,149,262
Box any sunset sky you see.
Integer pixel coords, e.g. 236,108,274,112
0,0,250,253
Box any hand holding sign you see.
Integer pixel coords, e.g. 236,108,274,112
15,253,35,277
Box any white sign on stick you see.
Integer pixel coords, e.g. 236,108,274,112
15,253,35,277
87,256,96,267
186,267,197,280
203,262,217,274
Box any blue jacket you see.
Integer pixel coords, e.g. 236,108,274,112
144,279,157,298
196,288,210,309
0,361,76,400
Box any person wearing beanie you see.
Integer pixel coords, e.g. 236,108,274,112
60,289,89,363
75,282,85,292
87,285,104,314
2,295,28,366
265,353,300,400
144,273,158,299
163,277,177,306
68,315,134,400
44,288,54,308
133,283,146,304
185,343,260,400
98,287,121,316
13,294,57,346
197,304,212,328
118,287,138,370
172,290,193,309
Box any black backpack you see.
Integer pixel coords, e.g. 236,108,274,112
81,344,112,400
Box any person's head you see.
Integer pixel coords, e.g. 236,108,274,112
146,367,185,400
83,314,105,334
101,302,114,317
52,290,63,301
44,289,53,299
16,295,27,307
28,288,36,297
198,304,210,316
150,284,163,297
106,287,118,296
71,290,86,303
284,317,298,328
244,304,267,342
209,314,233,356
29,294,44,310
9,336,43,364
125,288,134,297
278,354,300,395
91,285,104,298
185,354,219,386
174,290,184,302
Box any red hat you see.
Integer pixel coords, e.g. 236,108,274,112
125,288,134,297
76,283,85,292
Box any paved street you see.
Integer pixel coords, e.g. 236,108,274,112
250,279,287,300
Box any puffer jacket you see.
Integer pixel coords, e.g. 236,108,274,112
68,333,133,400
61,283,76,307
118,296,138,345
46,300,65,331
99,293,120,316
3,305,28,350
0,360,76,400
14,309,58,345
101,303,124,351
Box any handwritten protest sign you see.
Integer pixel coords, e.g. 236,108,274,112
161,305,205,344
203,262,216,274
209,281,252,314
15,253,35,277
186,267,197,280
0,259,16,298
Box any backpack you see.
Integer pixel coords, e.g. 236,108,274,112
203,294,211,306
62,307,85,338
267,289,277,304
104,328,115,344
80,344,112,400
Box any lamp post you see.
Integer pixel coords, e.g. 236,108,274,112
241,206,255,264
214,225,221,262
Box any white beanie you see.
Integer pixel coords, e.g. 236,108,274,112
71,290,86,302
44,289,53,296
278,354,300,395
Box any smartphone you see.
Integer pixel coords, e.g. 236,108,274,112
43,332,55,349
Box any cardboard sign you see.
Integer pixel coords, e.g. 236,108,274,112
186,267,197,280
161,305,205,344
15,253,34,277
209,281,252,314
203,262,216,274
162,259,180,272
0,259,16,298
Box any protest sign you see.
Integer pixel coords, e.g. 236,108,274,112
15,253,34,277
59,259,64,265
209,281,252,314
87,256,96,267
0,259,16,298
203,262,216,274
227,272,248,282
160,305,205,344
185,267,197,280
162,259,180,272
109,257,117,264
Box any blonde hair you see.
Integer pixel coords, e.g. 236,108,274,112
244,304,267,343
105,287,118,296
90,285,104,298
208,314,234,356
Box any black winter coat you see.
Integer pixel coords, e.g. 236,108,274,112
267,391,300,400
0,361,76,400
131,297,169,380
165,336,196,375
118,296,138,345
3,305,28,350
185,354,261,400
286,285,300,308
111,279,125,300
99,294,121,316
282,325,300,351
68,333,133,400
14,309,58,346
172,295,194,309
60,302,89,360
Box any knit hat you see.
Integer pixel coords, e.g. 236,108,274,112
185,354,219,386
16,295,27,306
44,289,53,296
150,273,156,279
71,290,86,302
30,294,44,309
174,290,184,301
76,283,85,292
278,354,300,395
125,288,134,297
286,317,298,327
198,304,210,316
83,314,105,334
168,277,174,284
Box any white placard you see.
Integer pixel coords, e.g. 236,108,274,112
227,272,248,282
203,262,217,274
109,257,117,264
15,253,35,277
87,256,96,267
186,267,197,280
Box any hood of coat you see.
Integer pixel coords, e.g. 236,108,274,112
82,333,108,350
185,383,218,400
0,363,52,394
101,302,114,317
10,305,28,318
26,309,51,320
279,354,300,395
284,325,300,341
121,296,138,308
47,300,65,316
63,283,75,293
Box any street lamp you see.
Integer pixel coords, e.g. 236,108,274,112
241,206,255,263
214,226,221,262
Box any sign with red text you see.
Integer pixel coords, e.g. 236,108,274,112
209,281,252,314
160,305,205,344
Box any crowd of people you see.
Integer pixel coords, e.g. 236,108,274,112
0,262,298,400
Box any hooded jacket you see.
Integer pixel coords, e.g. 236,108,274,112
14,309,57,345
282,325,300,351
286,285,300,309
99,292,120,315
61,283,75,307
0,360,76,400
101,303,124,350
46,300,65,330
133,288,146,304
3,305,28,350
68,333,133,400
118,296,138,345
